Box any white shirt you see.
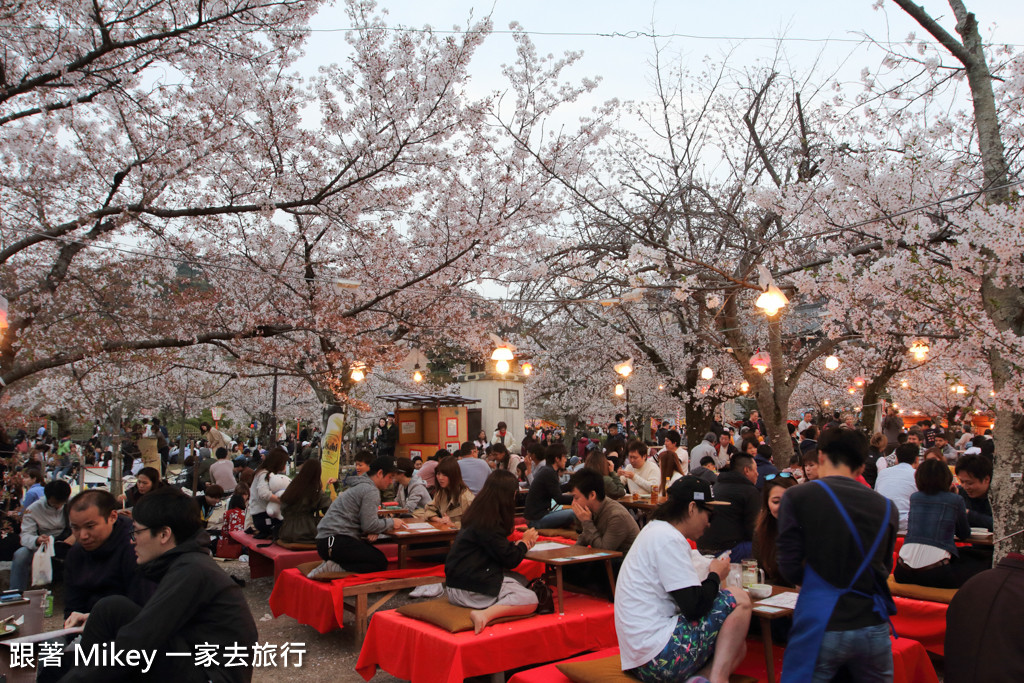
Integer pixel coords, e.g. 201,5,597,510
797,420,813,435
615,521,700,669
621,458,660,495
657,447,689,474
875,462,918,533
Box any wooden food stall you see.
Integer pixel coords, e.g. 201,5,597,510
377,394,481,461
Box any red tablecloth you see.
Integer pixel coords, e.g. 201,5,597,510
505,636,936,683
891,596,948,656
269,565,445,634
355,592,617,683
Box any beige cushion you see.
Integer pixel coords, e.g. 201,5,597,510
556,655,636,683
887,575,957,604
397,598,533,633
536,528,578,540
276,540,318,551
295,560,353,582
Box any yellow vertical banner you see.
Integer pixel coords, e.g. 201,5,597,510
321,411,345,498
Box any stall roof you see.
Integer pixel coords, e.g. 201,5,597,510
377,393,481,407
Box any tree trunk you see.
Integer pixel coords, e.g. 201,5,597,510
862,361,901,435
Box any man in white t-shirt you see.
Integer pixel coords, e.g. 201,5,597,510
615,477,751,681
875,443,919,534
797,411,815,436
657,430,689,473
618,442,660,495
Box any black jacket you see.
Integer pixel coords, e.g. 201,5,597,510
445,525,528,596
696,470,760,553
62,536,259,683
63,516,156,618
524,465,571,522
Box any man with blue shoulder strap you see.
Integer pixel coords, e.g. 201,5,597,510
777,427,899,683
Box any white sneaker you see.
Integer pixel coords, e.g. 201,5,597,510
409,583,443,599
306,560,344,579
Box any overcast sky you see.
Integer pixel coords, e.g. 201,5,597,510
295,0,1023,111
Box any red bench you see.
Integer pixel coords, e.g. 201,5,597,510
229,530,321,580
355,592,617,683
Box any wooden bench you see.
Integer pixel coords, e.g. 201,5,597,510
268,563,446,640
229,530,321,579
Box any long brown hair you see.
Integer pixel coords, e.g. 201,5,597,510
280,459,322,507
257,447,289,475
460,470,516,535
659,451,686,492
435,456,468,499
753,477,798,581
584,450,609,476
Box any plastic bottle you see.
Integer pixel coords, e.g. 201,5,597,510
44,590,53,618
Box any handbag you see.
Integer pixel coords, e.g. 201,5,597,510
527,578,554,615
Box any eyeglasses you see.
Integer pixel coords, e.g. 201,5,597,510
764,472,794,482
129,526,151,540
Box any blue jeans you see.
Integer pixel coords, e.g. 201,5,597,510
527,508,576,530
811,623,893,683
10,545,33,591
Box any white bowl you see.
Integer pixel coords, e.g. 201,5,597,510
747,584,773,600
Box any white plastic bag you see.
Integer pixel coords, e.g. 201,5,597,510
31,540,55,587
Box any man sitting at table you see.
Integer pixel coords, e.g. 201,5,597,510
875,443,919,533
457,440,492,495
565,468,639,598
64,489,157,619
955,453,993,531
313,456,406,575
696,453,759,561
523,444,575,529
777,427,898,683
619,440,660,496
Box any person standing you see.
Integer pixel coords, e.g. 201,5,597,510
777,428,898,683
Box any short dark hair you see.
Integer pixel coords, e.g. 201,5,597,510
664,431,682,447
23,469,44,485
69,489,118,517
801,449,819,466
215,447,228,459
570,468,606,502
496,421,507,430
460,441,475,455
956,454,993,482
894,444,919,465
133,487,202,545
757,444,773,461
490,442,508,456
545,443,567,466
395,457,415,478
368,456,397,476
44,480,71,503
915,459,953,495
700,455,716,467
626,440,647,456
354,449,375,465
817,428,868,470
730,453,755,471
801,426,818,440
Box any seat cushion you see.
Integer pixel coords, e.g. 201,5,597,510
397,597,533,633
276,540,318,551
887,575,958,604
296,560,354,582
556,655,636,682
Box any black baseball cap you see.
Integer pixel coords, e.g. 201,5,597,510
667,476,730,508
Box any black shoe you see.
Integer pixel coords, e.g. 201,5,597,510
231,576,246,588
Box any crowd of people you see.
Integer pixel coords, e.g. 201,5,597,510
0,406,1009,682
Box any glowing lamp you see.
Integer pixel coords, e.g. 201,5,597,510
848,387,856,394
749,351,771,374
521,362,532,376
701,366,714,380
740,381,750,393
495,359,510,374
614,383,625,396
658,384,665,390
909,341,929,361
413,370,423,383
614,358,634,377
854,377,865,387
956,385,966,394
350,366,366,382
824,355,839,371
823,399,830,406
491,346,514,362
755,284,789,316
900,380,909,389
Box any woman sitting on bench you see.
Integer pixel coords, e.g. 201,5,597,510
444,470,539,634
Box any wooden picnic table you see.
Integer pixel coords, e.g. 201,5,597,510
750,585,799,683
525,544,623,615
377,506,410,517
378,521,458,569
618,494,665,513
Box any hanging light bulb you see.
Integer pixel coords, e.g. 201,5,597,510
909,340,929,361
749,351,771,374
701,366,714,380
824,355,840,371
755,284,789,316
854,377,865,387
900,380,909,389
614,383,625,396
350,365,366,382
495,359,510,374
521,362,533,376
740,380,750,393
956,385,966,395
658,384,665,390
848,387,856,394
413,370,423,383
823,399,830,406
613,357,634,377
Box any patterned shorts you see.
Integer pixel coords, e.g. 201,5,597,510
631,589,739,682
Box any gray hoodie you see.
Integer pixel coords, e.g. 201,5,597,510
316,474,393,540
21,498,67,550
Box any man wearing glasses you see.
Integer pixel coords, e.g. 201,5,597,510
60,487,258,682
